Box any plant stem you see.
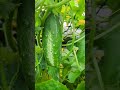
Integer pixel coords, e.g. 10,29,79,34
62,35,85,46
62,22,75,61
47,0,71,9
0,62,9,90
93,55,104,90
73,50,80,70
87,0,96,62
41,9,50,27
86,22,120,44
35,0,45,9
4,11,17,52
9,63,19,90
87,0,104,90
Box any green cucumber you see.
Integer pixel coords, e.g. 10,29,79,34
42,13,62,67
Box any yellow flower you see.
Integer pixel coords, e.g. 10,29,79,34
78,20,85,25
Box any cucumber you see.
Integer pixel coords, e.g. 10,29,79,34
42,13,62,67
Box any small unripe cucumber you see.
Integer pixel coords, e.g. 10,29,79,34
42,13,62,67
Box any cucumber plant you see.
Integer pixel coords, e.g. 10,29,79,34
35,0,85,90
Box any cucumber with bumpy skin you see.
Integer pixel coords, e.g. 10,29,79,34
42,13,62,67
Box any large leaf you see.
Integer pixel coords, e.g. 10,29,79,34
68,69,81,83
76,81,85,90
48,66,59,81
35,79,68,90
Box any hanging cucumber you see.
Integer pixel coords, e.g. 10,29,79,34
42,12,62,67
42,13,62,80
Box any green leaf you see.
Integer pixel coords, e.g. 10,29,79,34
70,0,80,11
68,69,81,83
44,0,55,5
35,0,44,9
35,79,68,90
35,11,41,27
48,66,59,81
76,32,85,70
76,81,85,90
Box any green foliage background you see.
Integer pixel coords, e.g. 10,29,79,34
86,0,120,90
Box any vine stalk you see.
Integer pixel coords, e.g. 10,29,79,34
87,0,104,90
